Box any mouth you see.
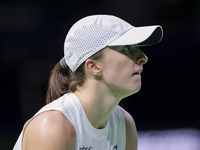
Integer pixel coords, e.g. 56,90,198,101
132,70,143,76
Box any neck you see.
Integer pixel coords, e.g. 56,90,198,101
73,80,121,129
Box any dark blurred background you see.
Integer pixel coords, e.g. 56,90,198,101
0,0,199,149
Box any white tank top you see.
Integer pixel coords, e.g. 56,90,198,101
13,93,126,150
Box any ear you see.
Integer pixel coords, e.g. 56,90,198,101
85,59,101,76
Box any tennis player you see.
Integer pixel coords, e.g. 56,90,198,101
13,15,163,150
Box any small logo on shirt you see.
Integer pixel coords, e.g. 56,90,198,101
79,145,92,150
79,145,117,150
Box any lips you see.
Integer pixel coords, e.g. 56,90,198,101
133,72,140,75
133,69,143,75
133,72,140,76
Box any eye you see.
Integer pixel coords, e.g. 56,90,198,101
124,46,131,51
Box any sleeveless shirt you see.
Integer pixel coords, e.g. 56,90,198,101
13,93,126,150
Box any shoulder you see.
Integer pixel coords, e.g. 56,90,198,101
22,110,76,150
118,106,138,150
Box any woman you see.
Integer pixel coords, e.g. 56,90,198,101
13,15,163,150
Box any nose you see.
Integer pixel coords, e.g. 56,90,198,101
137,53,148,65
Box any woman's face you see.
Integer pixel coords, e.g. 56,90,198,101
99,45,148,99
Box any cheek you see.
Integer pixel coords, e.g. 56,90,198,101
102,63,129,84
101,52,134,83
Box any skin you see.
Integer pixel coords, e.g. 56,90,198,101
22,44,147,150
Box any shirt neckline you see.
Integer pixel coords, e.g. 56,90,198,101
71,93,110,138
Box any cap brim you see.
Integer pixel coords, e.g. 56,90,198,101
108,25,163,46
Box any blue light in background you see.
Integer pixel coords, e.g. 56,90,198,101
138,129,200,150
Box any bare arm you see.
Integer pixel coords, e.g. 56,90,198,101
119,106,138,150
22,110,76,150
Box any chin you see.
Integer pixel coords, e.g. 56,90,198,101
134,88,141,94
130,85,142,95
115,83,142,99
123,87,141,98
132,88,141,95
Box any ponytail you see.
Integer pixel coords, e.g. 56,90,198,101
46,50,103,104
45,57,85,104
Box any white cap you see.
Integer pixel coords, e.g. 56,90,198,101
64,15,163,72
